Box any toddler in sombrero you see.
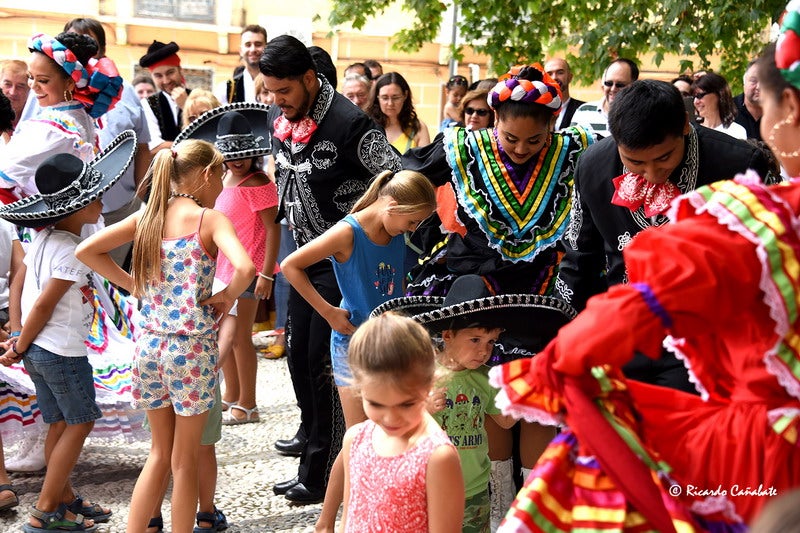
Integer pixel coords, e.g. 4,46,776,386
0,131,136,533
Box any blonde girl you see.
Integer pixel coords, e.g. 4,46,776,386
340,312,463,532
76,139,255,533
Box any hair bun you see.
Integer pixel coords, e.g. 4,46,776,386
488,64,562,114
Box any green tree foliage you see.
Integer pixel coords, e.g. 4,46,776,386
329,0,787,88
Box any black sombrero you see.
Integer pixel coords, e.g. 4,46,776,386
139,40,180,68
372,274,576,350
174,102,271,161
0,130,136,228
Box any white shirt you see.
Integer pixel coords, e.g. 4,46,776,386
141,90,180,150
22,229,93,356
214,69,257,104
712,121,748,140
0,219,18,310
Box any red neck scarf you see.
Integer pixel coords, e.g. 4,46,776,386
273,115,317,144
611,172,680,217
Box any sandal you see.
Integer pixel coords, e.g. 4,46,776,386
22,504,97,532
220,400,234,412
147,516,164,533
260,344,285,359
193,506,228,532
0,483,19,511
67,495,112,523
221,404,260,425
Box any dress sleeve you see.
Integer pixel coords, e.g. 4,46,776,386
401,132,451,187
243,179,278,212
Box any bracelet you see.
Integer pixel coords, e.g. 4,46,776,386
258,272,274,281
10,339,21,356
9,331,20,338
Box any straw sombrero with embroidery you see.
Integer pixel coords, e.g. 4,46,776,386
372,274,576,352
174,102,272,161
0,130,136,228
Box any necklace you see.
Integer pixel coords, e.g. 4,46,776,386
170,192,204,208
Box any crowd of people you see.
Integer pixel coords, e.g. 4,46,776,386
0,7,797,533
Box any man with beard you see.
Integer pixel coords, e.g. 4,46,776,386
215,25,267,104
260,35,401,504
733,59,763,140
139,40,190,154
545,57,584,130
556,79,777,391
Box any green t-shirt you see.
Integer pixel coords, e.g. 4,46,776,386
433,365,500,497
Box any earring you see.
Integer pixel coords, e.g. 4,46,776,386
63,89,73,101
768,114,800,160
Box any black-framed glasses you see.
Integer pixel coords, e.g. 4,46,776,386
603,80,627,89
693,92,709,100
448,75,469,87
465,107,490,117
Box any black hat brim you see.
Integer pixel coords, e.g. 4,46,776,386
139,41,180,68
0,130,137,228
174,102,272,160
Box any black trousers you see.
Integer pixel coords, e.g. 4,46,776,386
286,260,344,490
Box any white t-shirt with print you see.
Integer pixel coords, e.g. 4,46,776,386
21,229,92,356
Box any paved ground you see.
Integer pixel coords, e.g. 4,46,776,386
0,356,327,532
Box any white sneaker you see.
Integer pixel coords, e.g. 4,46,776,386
5,431,46,472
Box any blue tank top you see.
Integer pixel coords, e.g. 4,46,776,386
332,214,405,326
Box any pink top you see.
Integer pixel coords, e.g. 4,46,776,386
345,419,454,533
214,171,278,283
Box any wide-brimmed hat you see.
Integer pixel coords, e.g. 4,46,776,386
0,130,136,228
174,102,271,161
372,274,576,348
139,40,180,69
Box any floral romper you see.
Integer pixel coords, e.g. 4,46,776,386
134,209,218,416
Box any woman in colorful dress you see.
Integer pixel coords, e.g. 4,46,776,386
0,31,122,203
488,13,800,530
402,64,593,527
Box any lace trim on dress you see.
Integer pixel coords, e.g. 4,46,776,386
668,171,800,404
488,366,563,426
663,335,708,400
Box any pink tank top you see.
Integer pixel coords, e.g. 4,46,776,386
345,419,454,532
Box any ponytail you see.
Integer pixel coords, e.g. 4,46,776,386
131,140,223,296
350,169,436,215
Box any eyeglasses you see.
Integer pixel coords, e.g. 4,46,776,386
693,92,709,100
379,95,405,104
464,107,490,117
448,75,469,87
603,80,627,89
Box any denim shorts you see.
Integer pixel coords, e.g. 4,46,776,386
330,330,353,387
23,344,103,425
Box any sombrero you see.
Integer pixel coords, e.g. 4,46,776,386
174,102,271,161
372,274,576,351
0,130,136,228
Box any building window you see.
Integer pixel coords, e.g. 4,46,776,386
135,0,215,23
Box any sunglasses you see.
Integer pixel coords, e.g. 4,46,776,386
465,107,490,117
448,76,469,87
603,80,627,89
693,92,709,99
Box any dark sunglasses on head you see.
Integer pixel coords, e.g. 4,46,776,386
465,107,490,117
693,91,709,99
603,80,627,89
448,75,469,87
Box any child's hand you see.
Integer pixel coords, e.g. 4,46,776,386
199,289,236,320
427,387,447,414
254,276,273,301
326,307,356,336
0,346,23,367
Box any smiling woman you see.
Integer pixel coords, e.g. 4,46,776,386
0,31,123,203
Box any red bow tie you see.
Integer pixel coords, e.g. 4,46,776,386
611,172,681,217
273,115,318,144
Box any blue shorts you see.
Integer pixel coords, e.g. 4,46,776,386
23,344,103,425
330,330,353,387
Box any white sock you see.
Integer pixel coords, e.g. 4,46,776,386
489,458,515,532
521,466,533,482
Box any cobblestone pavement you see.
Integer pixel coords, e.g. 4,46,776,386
0,356,326,532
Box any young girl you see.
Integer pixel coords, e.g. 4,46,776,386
175,105,278,424
0,132,136,533
341,311,463,532
440,74,469,129
282,169,435,426
75,139,255,533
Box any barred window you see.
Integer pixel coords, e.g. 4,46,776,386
135,0,215,23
